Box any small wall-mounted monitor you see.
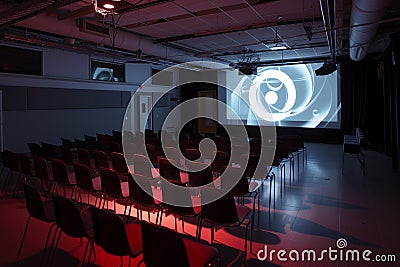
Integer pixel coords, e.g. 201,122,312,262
91,59,125,82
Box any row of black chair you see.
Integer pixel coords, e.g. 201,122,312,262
19,183,220,267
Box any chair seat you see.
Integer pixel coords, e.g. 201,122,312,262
183,238,219,267
236,204,251,224
124,222,142,256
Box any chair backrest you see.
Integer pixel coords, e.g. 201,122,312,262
179,139,196,150
127,174,155,205
33,156,50,181
50,158,70,185
201,189,239,225
221,166,249,195
108,141,122,154
124,142,138,164
23,183,51,221
212,136,227,151
112,130,122,144
77,148,91,168
60,145,73,165
99,167,123,197
183,149,201,163
162,147,182,165
240,154,260,178
73,163,95,191
211,151,230,174
132,154,153,179
52,195,89,238
61,138,75,149
159,158,181,182
89,206,137,256
141,221,190,267
2,149,19,171
41,142,56,160
84,134,97,144
190,132,204,147
28,143,44,158
111,152,129,174
92,150,109,169
145,144,159,164
188,163,213,187
160,179,195,215
19,153,33,176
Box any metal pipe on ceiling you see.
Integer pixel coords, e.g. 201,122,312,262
319,0,335,61
349,0,393,61
13,12,202,64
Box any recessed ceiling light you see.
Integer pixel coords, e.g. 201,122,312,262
103,3,114,9
269,45,287,50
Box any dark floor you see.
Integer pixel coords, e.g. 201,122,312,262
0,142,399,266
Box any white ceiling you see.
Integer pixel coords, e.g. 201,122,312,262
1,0,400,66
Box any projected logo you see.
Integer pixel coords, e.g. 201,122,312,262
234,64,338,128
122,61,276,207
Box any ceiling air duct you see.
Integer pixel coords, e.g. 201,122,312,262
349,0,393,61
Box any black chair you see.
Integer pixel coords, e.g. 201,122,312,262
77,148,94,170
211,151,230,176
92,149,110,169
28,142,44,158
98,167,130,216
179,139,197,150
199,189,252,267
61,137,76,149
188,163,214,187
74,138,88,150
162,146,184,168
73,163,102,205
88,206,142,267
49,195,94,266
41,142,57,160
19,153,34,187
112,130,122,144
222,166,263,224
127,174,161,223
132,154,157,181
1,150,20,193
140,221,219,267
33,156,54,193
159,178,201,237
159,157,182,183
84,134,97,144
18,183,57,265
145,144,159,167
50,158,76,198
111,152,130,178
342,128,365,175
60,145,74,166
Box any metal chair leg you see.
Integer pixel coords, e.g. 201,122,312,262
17,216,31,258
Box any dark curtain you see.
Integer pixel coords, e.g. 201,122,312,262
382,32,400,170
340,58,384,151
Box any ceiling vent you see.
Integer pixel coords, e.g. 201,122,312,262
77,19,110,37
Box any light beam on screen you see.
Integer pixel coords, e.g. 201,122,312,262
226,62,339,128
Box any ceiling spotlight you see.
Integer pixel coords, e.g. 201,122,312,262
103,3,114,9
